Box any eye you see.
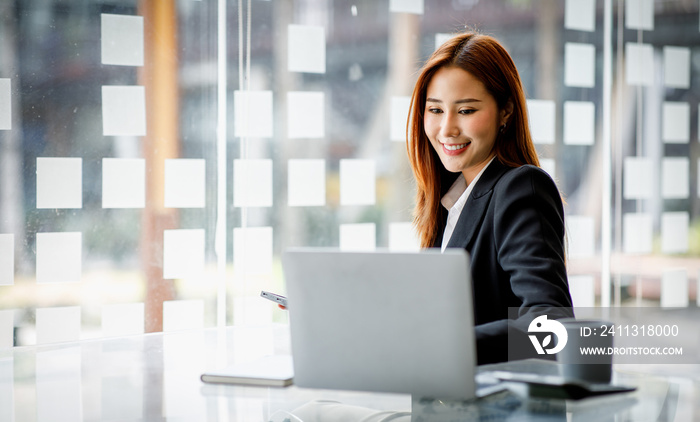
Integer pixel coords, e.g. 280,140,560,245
459,109,476,115
427,107,443,114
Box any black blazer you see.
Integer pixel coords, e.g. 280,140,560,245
434,159,574,365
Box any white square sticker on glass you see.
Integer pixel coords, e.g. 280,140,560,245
662,101,690,143
566,215,595,258
233,226,273,275
568,275,595,308
625,43,654,86
563,101,595,145
0,310,12,349
234,90,273,138
102,85,146,136
539,158,556,180
622,213,652,254
435,33,452,50
661,269,688,308
163,229,205,279
389,0,424,14
662,157,689,199
663,46,690,88
625,0,654,30
288,91,324,139
388,222,420,251
102,303,144,337
623,156,654,200
101,14,144,66
288,24,326,74
564,43,595,88
565,0,595,31
163,300,204,332
339,159,375,206
662,212,689,254
164,159,206,208
0,234,13,286
36,232,81,284
0,78,10,130
527,99,555,144
390,96,411,142
339,223,376,252
36,306,81,345
102,158,145,208
288,159,325,207
233,159,273,207
37,157,82,209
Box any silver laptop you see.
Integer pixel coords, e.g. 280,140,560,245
282,248,476,400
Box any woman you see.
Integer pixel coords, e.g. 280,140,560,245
407,32,573,365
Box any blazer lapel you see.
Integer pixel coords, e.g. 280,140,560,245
446,160,510,249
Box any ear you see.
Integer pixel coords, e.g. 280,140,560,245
500,99,514,126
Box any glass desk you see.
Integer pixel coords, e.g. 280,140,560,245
0,325,697,421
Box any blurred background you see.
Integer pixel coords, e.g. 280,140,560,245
0,0,698,347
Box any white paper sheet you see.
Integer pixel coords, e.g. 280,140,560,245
566,215,595,258
625,43,654,86
625,0,654,30
661,212,689,254
662,157,689,199
435,33,452,50
164,159,206,208
102,303,144,337
389,0,424,14
233,226,273,275
288,24,326,74
162,229,205,279
388,222,420,251
36,232,82,284
102,85,146,136
36,157,82,209
0,78,10,130
234,90,273,138
565,0,595,31
36,307,81,345
0,234,13,286
0,310,12,349
390,96,411,142
623,157,654,200
563,101,595,145
339,159,376,206
233,159,273,207
288,159,326,206
662,101,690,143
101,14,144,66
663,46,690,88
163,300,204,332
623,213,653,254
564,43,596,88
568,275,595,308
339,223,376,251
36,347,82,421
527,99,555,144
288,91,324,139
661,269,688,308
102,158,145,208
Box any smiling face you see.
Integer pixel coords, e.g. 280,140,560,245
424,66,511,184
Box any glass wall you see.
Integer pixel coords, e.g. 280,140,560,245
0,0,697,349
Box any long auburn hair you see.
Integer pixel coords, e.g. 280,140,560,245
407,32,540,248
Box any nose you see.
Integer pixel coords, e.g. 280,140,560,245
439,112,460,139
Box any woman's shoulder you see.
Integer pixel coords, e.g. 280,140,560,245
492,163,561,200
498,163,556,186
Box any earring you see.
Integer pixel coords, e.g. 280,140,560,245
499,123,507,133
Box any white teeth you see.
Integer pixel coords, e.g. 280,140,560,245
444,143,468,151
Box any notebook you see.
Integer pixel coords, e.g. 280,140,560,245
282,248,476,400
200,354,293,387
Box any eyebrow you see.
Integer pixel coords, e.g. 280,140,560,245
425,97,482,104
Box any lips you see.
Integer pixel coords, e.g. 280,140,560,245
441,141,470,155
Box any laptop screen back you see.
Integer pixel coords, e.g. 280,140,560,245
282,248,476,400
